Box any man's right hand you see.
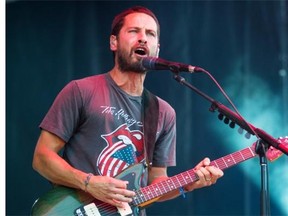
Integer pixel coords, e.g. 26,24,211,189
86,175,136,208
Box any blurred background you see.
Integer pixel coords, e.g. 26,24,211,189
6,0,288,215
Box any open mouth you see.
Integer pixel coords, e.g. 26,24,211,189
134,47,148,57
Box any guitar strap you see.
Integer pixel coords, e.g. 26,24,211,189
142,89,159,167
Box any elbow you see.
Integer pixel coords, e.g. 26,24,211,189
32,151,42,173
32,154,39,172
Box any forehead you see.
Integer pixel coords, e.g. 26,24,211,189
123,12,158,31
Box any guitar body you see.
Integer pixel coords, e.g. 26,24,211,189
31,163,145,216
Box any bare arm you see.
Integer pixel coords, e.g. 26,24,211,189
148,158,224,202
32,130,135,207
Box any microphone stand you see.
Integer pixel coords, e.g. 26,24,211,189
172,73,288,155
255,140,271,216
172,72,287,216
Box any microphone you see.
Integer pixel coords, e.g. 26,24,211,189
141,57,205,73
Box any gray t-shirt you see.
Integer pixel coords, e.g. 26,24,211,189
40,73,176,184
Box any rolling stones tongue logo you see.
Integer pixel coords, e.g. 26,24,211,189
97,124,144,177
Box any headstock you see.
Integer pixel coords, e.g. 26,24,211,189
266,136,288,162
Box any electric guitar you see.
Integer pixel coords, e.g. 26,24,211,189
31,137,287,216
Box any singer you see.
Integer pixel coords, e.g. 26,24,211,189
32,6,223,216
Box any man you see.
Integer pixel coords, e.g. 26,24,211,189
32,6,223,215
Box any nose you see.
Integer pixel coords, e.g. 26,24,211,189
137,29,148,45
138,39,147,45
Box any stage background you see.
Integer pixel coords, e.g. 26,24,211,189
6,1,288,215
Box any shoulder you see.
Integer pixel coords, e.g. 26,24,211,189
56,74,108,101
156,96,176,121
73,73,107,87
64,73,108,93
156,96,175,112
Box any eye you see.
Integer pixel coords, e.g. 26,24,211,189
147,31,156,37
128,29,138,33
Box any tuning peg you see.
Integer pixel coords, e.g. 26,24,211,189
229,121,235,128
218,113,224,120
224,117,230,124
245,132,251,139
238,127,244,134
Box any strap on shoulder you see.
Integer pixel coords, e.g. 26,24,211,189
142,89,159,165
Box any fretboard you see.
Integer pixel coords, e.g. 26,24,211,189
132,146,256,206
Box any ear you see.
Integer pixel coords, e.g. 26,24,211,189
156,44,160,57
110,35,117,51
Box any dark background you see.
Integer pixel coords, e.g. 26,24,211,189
6,1,288,215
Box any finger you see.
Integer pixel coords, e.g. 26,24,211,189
104,198,126,208
210,177,217,184
111,179,130,189
124,189,136,197
194,157,211,170
113,188,136,198
110,193,134,203
195,167,211,182
202,157,211,166
206,166,224,178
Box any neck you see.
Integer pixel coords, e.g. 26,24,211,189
109,68,146,96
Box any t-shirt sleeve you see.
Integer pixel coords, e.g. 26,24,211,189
39,81,83,142
152,98,177,167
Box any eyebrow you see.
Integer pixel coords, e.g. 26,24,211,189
127,26,157,34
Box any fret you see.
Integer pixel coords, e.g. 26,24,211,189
169,177,177,189
231,151,243,163
238,150,245,161
221,157,228,168
158,181,168,194
133,190,145,205
181,171,190,184
248,147,256,157
212,159,224,170
215,159,222,168
143,185,153,200
151,184,161,197
223,154,236,167
211,160,220,169
186,170,196,183
189,170,199,182
180,171,191,185
230,153,237,164
177,172,188,186
166,179,177,192
242,147,255,158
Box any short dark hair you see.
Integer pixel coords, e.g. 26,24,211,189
111,6,160,39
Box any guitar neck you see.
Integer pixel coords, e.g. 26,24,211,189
132,146,256,206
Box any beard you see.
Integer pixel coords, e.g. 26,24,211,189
116,50,147,74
